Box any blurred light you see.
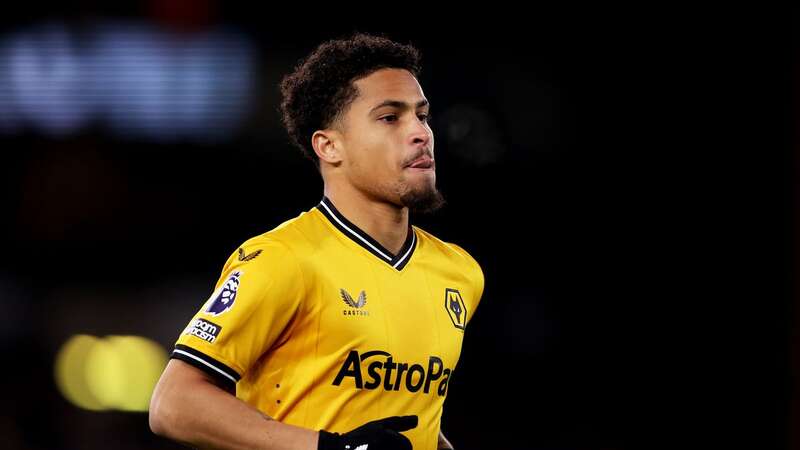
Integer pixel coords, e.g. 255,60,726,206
6,23,90,135
55,334,168,412
0,20,254,143
54,334,105,411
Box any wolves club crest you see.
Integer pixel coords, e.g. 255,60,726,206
445,288,467,331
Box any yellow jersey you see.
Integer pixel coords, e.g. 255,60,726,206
171,196,485,450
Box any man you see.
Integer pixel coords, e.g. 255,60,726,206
149,33,484,450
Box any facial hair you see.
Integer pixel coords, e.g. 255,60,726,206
397,178,446,215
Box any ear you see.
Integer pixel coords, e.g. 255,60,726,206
311,129,343,165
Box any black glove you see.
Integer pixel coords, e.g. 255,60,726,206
318,415,418,450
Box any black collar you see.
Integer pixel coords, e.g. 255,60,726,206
316,196,417,271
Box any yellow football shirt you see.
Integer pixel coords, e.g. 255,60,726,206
171,196,485,450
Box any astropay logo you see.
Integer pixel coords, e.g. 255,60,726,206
332,350,453,397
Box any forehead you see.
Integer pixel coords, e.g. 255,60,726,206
352,68,426,109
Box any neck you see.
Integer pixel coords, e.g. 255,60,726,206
323,184,409,256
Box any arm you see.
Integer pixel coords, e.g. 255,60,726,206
149,358,318,450
438,429,454,450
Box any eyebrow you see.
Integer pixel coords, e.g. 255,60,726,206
368,99,429,115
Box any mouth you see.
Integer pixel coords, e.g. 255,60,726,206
405,157,435,170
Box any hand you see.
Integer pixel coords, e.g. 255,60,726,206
318,415,418,450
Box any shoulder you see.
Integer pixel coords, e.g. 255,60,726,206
218,207,323,275
414,226,481,265
413,226,484,283
237,206,323,256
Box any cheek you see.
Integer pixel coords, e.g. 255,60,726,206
361,143,400,176
348,147,393,183
348,131,403,180
373,157,401,181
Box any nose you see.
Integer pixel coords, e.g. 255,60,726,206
408,118,432,148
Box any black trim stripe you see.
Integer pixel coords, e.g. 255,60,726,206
316,196,417,271
170,344,240,390
393,229,417,271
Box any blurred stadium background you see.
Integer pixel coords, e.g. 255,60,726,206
0,2,793,449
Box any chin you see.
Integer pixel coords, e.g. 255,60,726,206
400,184,446,215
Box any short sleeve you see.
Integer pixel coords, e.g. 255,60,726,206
170,239,304,390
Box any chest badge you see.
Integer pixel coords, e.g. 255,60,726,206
445,288,467,331
341,288,369,316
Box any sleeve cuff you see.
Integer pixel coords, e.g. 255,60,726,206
170,344,241,391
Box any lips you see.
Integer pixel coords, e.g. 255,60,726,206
407,157,434,169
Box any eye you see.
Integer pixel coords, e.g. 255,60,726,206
379,114,398,123
418,113,431,123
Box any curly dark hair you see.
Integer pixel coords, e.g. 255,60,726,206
279,32,422,169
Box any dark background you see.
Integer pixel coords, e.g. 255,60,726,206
0,3,794,449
